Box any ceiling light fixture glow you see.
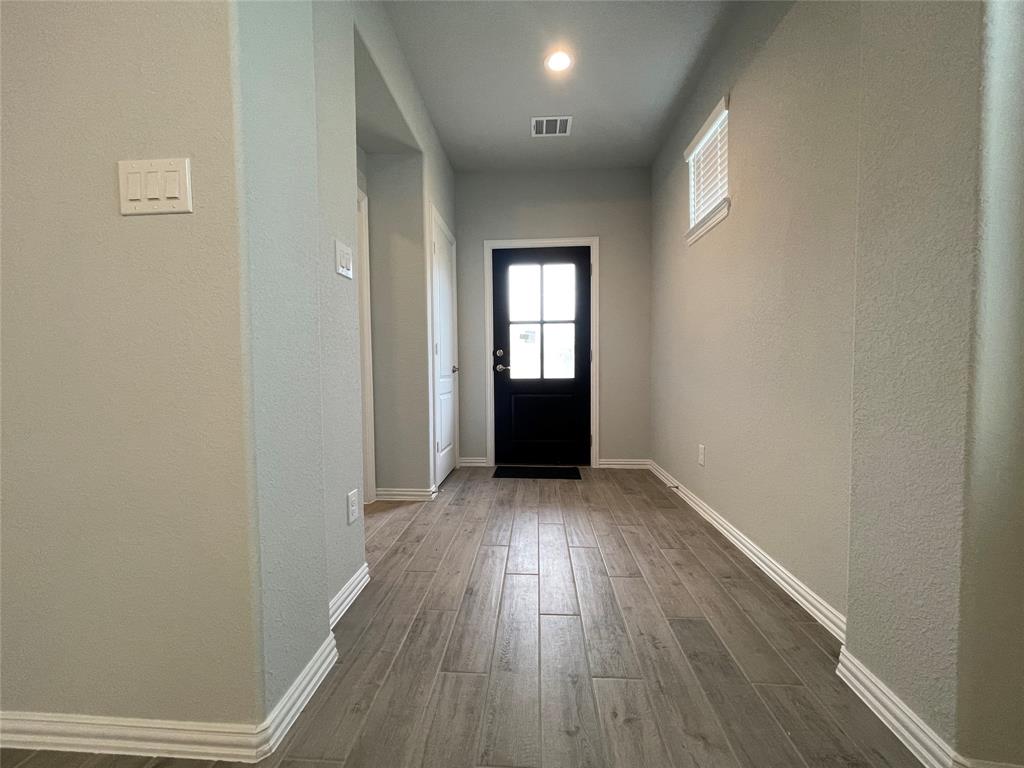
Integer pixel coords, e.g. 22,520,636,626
545,50,573,72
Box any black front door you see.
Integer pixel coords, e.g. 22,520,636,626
492,246,591,465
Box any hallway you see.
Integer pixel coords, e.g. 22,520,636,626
273,468,915,768
2,3,1021,766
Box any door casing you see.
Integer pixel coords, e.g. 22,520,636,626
358,190,376,503
483,237,600,467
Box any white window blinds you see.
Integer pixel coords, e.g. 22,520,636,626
685,98,730,239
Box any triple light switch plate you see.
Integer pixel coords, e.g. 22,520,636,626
118,158,193,215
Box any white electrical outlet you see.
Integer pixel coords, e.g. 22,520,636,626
698,443,706,467
347,488,361,524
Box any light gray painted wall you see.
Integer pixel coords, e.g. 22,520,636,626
958,7,1024,762
353,3,455,491
847,2,984,745
454,169,653,462
650,1,856,613
0,1,263,721
312,0,369,615
233,0,450,704
234,0,332,711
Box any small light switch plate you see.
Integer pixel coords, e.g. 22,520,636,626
118,158,193,215
347,489,361,524
698,443,706,467
335,240,353,279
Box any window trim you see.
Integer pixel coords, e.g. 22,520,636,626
685,96,730,245
686,197,730,246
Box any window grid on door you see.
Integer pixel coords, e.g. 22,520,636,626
508,263,575,380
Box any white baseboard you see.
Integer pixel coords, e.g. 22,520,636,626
375,486,438,501
0,633,338,763
596,459,654,469
457,457,490,467
640,462,1019,768
255,634,337,762
837,649,1021,768
329,562,369,629
648,461,846,642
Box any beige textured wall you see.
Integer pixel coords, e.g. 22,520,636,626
1,0,384,724
454,168,652,462
651,1,857,613
653,2,1008,756
847,2,984,745
1,1,263,721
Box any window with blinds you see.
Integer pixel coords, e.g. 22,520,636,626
685,97,730,243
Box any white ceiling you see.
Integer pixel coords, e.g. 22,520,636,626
385,1,730,171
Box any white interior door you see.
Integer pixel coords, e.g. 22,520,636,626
432,211,458,483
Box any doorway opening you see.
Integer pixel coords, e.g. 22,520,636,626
356,29,445,500
484,238,599,466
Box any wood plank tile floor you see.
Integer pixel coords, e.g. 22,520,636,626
2,468,920,768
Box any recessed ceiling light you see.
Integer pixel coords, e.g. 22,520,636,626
545,50,573,73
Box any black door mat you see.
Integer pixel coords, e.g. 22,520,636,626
492,466,582,480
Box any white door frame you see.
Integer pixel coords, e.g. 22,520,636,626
483,237,600,467
357,190,376,503
428,204,459,488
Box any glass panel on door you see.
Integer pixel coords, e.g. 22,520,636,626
543,322,574,378
506,262,578,380
508,264,541,321
509,323,540,379
542,264,575,321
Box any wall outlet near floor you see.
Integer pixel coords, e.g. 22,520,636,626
347,488,361,524
698,443,706,467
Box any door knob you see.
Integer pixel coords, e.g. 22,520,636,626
452,365,459,373
495,349,504,358
496,364,510,373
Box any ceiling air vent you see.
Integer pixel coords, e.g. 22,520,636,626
531,116,573,137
